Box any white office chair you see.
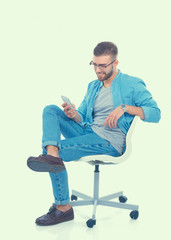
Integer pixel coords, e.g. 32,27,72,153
70,118,139,228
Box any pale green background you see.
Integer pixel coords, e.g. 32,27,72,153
0,0,171,239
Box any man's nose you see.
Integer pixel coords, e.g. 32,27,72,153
95,65,101,71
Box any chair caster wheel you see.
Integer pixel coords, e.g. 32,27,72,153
86,219,96,228
119,195,128,203
71,194,77,201
130,210,139,220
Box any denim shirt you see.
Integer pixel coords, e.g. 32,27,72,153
77,70,161,135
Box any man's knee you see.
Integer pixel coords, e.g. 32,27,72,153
43,104,63,116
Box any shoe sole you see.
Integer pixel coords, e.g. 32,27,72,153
27,159,65,173
35,216,74,226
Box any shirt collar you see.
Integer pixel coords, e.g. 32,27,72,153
111,69,121,85
98,69,121,88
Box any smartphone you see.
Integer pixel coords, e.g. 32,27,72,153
61,95,73,109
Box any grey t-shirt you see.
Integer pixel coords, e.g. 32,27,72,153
91,85,126,155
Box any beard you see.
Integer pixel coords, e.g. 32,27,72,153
96,68,114,82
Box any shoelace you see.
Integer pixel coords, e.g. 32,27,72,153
47,204,57,216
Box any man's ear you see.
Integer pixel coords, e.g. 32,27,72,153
113,59,119,67
114,59,119,66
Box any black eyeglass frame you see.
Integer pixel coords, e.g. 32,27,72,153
89,60,115,69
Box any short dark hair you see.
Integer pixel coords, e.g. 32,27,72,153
94,41,118,59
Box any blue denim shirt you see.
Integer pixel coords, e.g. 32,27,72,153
77,70,161,134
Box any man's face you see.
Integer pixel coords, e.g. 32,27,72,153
93,55,115,82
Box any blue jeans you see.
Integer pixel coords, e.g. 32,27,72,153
42,105,120,205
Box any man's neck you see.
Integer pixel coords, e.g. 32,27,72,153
103,70,119,88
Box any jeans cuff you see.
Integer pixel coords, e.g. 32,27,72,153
42,141,58,149
54,198,70,205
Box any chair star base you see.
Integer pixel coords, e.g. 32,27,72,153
70,164,139,227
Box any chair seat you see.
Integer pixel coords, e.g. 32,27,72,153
75,144,131,165
77,154,125,165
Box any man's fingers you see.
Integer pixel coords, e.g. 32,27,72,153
104,109,123,128
104,115,113,127
108,115,113,128
64,105,72,112
104,117,109,126
68,108,76,114
62,102,75,110
108,118,112,128
62,102,67,108
114,118,118,127
112,116,115,127
105,115,117,128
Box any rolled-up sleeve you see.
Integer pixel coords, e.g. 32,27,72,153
133,79,161,123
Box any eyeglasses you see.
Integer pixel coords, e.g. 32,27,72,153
89,60,115,70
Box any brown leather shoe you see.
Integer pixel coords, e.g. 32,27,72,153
27,154,65,173
36,204,74,226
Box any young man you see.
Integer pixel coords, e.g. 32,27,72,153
27,42,161,226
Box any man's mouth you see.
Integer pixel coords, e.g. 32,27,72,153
97,73,105,77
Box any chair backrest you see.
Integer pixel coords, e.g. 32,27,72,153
77,117,137,165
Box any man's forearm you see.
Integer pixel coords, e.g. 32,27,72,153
125,105,145,120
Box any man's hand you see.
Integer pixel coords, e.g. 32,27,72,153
104,106,124,128
62,102,78,119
